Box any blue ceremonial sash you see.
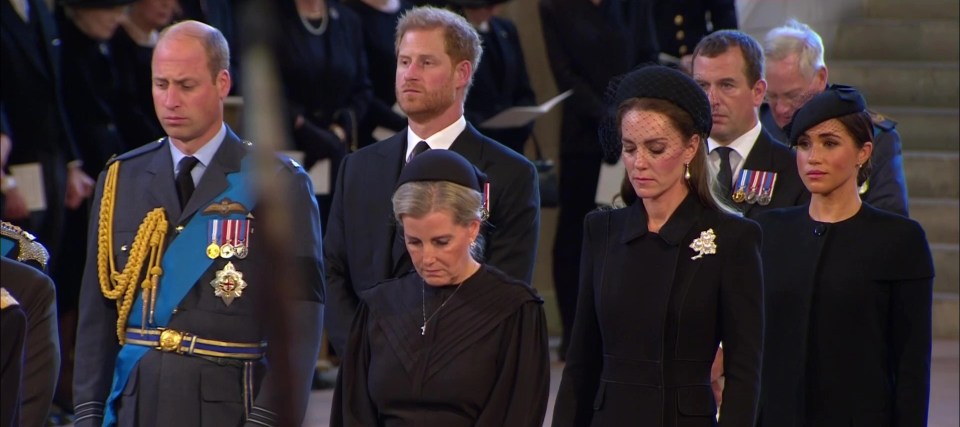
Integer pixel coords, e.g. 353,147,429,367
102,158,256,427
0,237,13,258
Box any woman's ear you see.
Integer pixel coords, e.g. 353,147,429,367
858,141,874,165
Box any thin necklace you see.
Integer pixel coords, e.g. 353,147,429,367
299,11,328,36
420,278,468,336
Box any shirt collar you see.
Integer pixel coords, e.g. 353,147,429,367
405,116,467,159
169,123,227,173
621,192,702,246
707,121,763,160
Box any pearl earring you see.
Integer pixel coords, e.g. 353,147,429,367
684,163,691,180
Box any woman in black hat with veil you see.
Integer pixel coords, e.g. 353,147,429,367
552,65,763,426
332,149,549,426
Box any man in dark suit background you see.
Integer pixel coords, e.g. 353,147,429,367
760,19,909,216
323,6,540,355
654,0,738,73
691,29,808,220
73,21,324,426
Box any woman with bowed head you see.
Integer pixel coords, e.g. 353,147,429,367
552,65,763,426
332,149,550,426
757,85,934,426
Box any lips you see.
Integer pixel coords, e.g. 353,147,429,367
806,170,826,178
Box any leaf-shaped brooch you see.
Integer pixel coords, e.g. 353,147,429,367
689,228,717,260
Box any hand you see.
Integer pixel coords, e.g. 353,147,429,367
710,346,725,407
65,166,94,209
2,186,30,220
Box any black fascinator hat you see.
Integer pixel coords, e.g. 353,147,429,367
396,149,487,192
787,84,867,146
598,64,712,163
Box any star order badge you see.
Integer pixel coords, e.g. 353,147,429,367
210,262,247,306
689,228,717,260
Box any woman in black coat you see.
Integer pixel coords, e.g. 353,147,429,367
756,85,934,426
552,65,762,426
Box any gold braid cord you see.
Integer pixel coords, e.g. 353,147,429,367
97,161,169,344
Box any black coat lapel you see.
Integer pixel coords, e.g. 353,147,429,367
145,139,183,222
377,131,412,277
1,0,50,81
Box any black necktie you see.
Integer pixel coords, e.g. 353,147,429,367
715,147,734,199
407,140,430,163
176,156,200,208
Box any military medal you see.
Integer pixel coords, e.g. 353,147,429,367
732,170,748,203
234,220,250,259
210,261,247,306
758,172,777,206
206,219,221,259
220,219,235,258
745,170,761,204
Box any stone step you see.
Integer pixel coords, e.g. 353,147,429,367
867,0,960,20
931,243,959,294
875,106,959,152
911,199,959,245
933,292,959,339
832,19,960,62
829,61,959,109
903,151,960,199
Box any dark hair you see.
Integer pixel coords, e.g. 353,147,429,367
617,98,719,211
692,30,765,86
834,111,874,186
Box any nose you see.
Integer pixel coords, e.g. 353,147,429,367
162,87,180,110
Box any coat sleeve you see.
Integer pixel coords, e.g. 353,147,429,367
717,220,763,427
72,170,121,427
483,157,540,285
246,166,325,427
475,301,550,427
889,222,933,426
552,213,606,427
863,127,909,216
332,303,379,427
10,264,59,427
324,154,360,356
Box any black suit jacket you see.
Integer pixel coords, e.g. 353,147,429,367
73,128,324,426
760,103,909,216
736,127,809,219
553,195,762,426
465,17,537,154
324,123,540,354
0,257,59,427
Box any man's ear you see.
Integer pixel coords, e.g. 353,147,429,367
455,60,472,90
217,69,232,99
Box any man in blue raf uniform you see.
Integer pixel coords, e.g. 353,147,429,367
760,19,909,216
72,21,324,427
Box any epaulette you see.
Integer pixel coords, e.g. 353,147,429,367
107,137,167,166
868,110,897,132
0,221,50,269
0,288,19,310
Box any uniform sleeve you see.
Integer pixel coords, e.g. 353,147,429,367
475,301,550,427
717,220,763,426
483,158,540,285
863,128,909,216
707,0,739,30
889,222,934,425
552,213,605,427
13,266,59,427
246,167,325,427
73,170,121,427
323,154,359,356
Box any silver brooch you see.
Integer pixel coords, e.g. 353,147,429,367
689,228,717,260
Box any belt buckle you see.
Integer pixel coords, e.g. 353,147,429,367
158,329,184,353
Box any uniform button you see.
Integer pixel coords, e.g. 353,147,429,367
679,45,688,55
120,244,128,252
674,14,683,25
175,225,185,233
172,308,179,314
676,30,685,41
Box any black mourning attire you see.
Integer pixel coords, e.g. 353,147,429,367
756,205,933,426
345,0,413,148
465,16,537,154
335,265,550,426
109,27,164,145
275,0,373,227
553,194,763,426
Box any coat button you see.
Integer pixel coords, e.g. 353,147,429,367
674,14,683,26
679,45,688,55
676,30,685,41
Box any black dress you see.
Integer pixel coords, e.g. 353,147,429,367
553,194,763,426
335,265,550,426
756,204,934,426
